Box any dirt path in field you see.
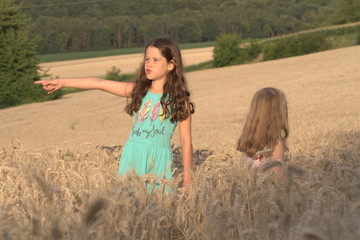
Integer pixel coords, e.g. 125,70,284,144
1,46,359,151
40,47,214,78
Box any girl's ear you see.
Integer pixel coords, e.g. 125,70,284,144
168,60,175,71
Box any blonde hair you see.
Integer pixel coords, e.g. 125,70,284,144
237,87,289,158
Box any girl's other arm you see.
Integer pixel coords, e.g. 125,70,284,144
34,78,134,97
179,114,193,188
271,140,285,160
270,140,285,175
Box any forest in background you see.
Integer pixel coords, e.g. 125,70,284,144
15,0,360,54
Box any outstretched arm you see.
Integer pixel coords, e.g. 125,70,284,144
179,113,193,188
34,78,134,97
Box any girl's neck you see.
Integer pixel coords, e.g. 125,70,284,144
149,79,165,94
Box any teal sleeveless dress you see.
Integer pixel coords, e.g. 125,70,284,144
118,90,177,185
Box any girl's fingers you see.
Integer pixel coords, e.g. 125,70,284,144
34,80,54,86
43,81,53,86
41,84,55,94
34,80,45,85
35,80,59,94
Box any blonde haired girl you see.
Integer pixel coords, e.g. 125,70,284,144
237,87,289,168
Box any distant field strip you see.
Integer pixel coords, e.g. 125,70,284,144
40,47,214,78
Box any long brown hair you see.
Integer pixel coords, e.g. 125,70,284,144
125,37,194,122
237,87,289,158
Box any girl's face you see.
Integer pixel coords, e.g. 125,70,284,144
144,46,174,82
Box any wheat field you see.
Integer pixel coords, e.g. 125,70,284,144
1,46,360,239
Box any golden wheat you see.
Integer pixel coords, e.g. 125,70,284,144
1,127,359,240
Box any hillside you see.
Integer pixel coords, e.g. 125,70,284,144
1,46,359,152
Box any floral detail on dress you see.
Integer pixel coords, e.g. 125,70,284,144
159,107,166,122
245,155,264,168
150,101,161,121
138,99,152,122
252,155,264,167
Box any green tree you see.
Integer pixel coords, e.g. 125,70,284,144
213,33,241,67
105,16,127,48
201,17,219,41
178,18,202,43
263,33,330,60
333,0,360,24
0,0,61,108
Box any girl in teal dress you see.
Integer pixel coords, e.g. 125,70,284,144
35,37,195,190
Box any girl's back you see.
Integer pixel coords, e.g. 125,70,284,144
237,87,289,167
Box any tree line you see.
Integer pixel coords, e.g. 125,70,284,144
212,23,360,68
15,0,360,54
